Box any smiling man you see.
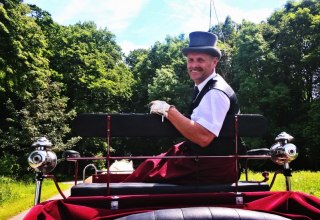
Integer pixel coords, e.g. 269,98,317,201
124,31,242,184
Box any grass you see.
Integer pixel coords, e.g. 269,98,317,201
240,170,320,197
0,176,72,219
1,170,320,219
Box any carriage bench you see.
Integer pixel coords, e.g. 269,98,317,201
70,113,270,197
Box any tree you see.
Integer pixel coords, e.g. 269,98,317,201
43,22,135,113
0,1,78,177
268,0,319,103
128,34,189,113
266,0,320,168
210,16,238,44
232,21,275,114
0,0,51,108
0,81,79,177
209,17,238,89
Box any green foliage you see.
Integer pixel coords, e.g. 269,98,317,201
232,21,274,117
0,2,136,163
267,0,320,103
0,1,50,101
148,67,190,111
0,176,17,206
210,16,238,44
116,35,190,154
46,22,134,113
229,1,320,163
0,0,320,175
0,2,79,177
128,35,189,112
263,0,320,168
0,177,71,219
240,170,320,197
0,81,79,176
302,101,320,168
0,153,20,178
1,82,79,152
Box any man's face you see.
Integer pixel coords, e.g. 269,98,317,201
186,52,218,85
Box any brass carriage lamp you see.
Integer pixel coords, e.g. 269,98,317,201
28,137,58,205
270,131,298,191
28,137,57,174
270,131,298,165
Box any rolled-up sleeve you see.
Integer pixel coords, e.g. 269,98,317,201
191,90,230,137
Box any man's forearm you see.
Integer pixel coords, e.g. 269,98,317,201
166,107,215,147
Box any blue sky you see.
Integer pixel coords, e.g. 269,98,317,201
23,0,288,54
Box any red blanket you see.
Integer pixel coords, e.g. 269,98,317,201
25,191,320,220
123,142,238,184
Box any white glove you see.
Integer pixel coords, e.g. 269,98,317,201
149,100,171,117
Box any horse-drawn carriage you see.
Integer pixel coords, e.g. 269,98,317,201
25,113,320,219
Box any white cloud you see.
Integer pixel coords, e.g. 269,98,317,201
23,0,287,53
120,40,149,55
119,0,286,53
165,0,286,35
213,0,281,24
54,0,148,34
53,0,86,24
165,0,210,34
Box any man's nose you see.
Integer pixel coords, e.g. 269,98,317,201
188,62,198,68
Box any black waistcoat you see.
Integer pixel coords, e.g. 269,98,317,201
186,74,245,156
188,74,240,115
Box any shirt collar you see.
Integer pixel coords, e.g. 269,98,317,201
196,72,217,92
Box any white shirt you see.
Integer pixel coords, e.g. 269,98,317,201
190,73,230,137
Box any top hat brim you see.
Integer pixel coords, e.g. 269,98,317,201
182,47,221,59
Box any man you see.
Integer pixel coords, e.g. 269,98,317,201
123,31,241,184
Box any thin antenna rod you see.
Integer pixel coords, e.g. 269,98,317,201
211,0,226,43
209,0,212,30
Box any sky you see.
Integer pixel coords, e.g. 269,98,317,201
23,0,288,54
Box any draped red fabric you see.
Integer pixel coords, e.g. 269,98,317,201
245,191,320,220
123,142,237,184
24,191,320,220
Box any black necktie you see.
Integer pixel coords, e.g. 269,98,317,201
192,86,199,102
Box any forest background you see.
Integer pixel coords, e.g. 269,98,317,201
0,0,319,180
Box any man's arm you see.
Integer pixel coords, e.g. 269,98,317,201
149,90,229,148
166,107,215,147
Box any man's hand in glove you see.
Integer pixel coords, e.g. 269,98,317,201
149,100,173,118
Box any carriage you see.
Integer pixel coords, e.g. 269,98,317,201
25,113,320,219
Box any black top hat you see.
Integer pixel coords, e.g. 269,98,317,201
182,31,221,59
